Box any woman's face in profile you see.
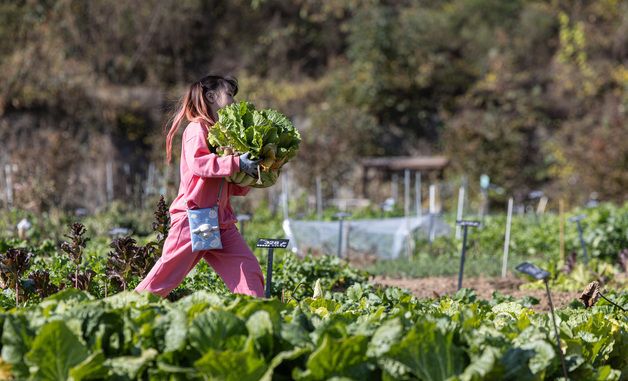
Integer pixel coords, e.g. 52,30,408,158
208,86,235,121
217,87,235,108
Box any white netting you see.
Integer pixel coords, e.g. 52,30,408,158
283,215,450,259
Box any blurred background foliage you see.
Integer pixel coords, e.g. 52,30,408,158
0,0,626,212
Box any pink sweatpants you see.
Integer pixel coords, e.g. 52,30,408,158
134,216,265,298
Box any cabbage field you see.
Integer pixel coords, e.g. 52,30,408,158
0,200,626,380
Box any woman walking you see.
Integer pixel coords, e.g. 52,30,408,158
135,74,265,297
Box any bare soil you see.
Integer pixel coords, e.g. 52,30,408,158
372,275,580,311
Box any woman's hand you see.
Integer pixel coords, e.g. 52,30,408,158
239,152,261,177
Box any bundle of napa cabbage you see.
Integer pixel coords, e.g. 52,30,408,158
207,101,300,188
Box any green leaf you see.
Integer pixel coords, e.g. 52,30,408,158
163,309,188,353
252,110,269,129
105,348,158,379
260,346,310,381
245,310,275,355
303,298,342,317
43,288,93,303
280,310,312,348
77,309,125,357
386,321,467,381
156,361,199,376
520,340,555,375
24,320,88,381
210,101,300,167
298,334,371,380
278,131,295,148
367,318,404,357
188,309,247,353
590,365,621,381
1,314,34,378
68,351,108,381
458,346,501,381
173,291,225,311
500,347,536,381
194,338,267,381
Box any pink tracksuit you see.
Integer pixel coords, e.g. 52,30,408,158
134,121,265,298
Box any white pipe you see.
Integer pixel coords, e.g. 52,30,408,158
455,187,465,239
501,197,514,278
404,169,410,218
415,172,422,218
429,184,436,214
429,184,437,241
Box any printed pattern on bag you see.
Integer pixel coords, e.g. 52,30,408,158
185,178,226,253
188,206,223,251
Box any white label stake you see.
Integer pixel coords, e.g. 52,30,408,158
501,197,514,278
455,187,465,239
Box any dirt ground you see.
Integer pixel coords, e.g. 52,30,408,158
372,274,580,311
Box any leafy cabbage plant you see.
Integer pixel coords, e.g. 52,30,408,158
208,101,301,188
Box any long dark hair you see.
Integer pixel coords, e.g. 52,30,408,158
165,75,238,163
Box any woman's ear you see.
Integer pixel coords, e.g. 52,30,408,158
205,90,217,104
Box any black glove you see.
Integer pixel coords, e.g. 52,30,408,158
239,152,260,177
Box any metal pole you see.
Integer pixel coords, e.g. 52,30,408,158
501,197,514,278
265,248,274,298
576,221,589,265
458,225,469,291
545,279,569,380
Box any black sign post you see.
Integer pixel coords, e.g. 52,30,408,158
334,212,351,258
569,214,588,265
256,238,290,298
456,220,480,291
516,262,568,380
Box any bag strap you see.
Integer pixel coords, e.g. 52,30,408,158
184,177,226,207
216,178,225,203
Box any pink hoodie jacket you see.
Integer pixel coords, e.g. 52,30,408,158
168,121,250,227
